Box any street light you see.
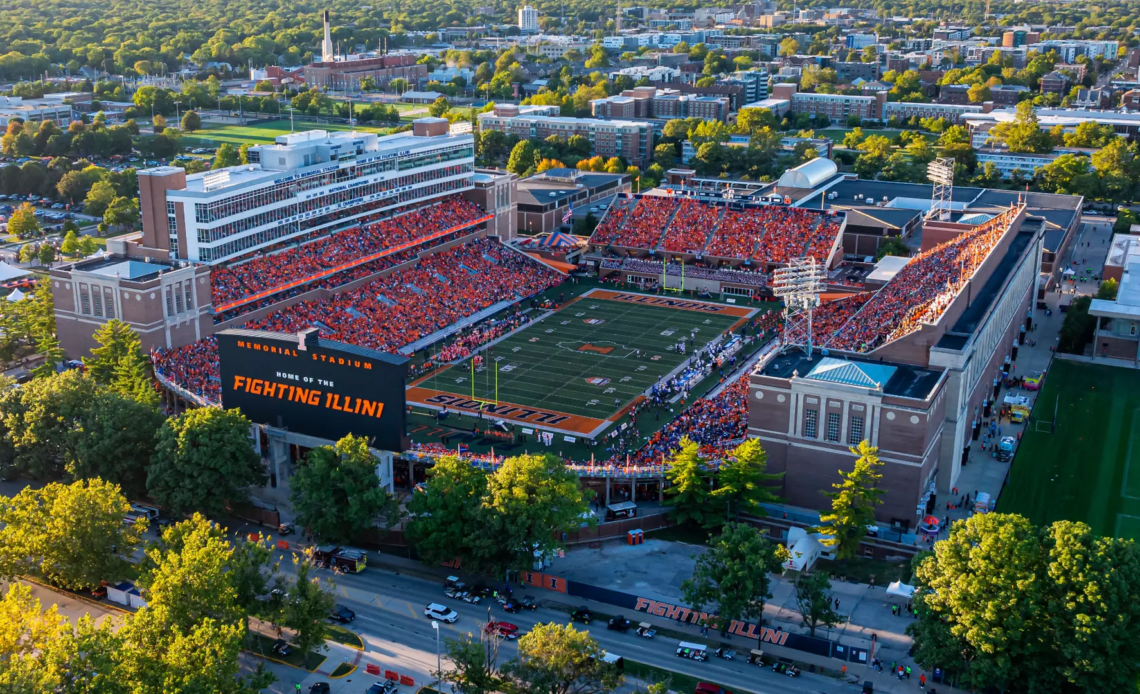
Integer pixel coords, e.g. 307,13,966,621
432,620,441,692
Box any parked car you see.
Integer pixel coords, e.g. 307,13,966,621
272,639,292,656
570,606,592,624
484,621,520,640
695,684,732,694
308,684,329,694
329,604,356,623
607,615,631,632
424,603,459,623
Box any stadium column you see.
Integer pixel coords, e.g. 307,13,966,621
268,434,290,489
605,477,611,506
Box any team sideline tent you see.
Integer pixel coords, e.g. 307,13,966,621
0,262,31,282
886,581,915,599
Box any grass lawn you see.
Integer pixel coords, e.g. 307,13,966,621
415,293,745,421
326,623,364,649
646,524,712,545
244,632,327,671
825,556,911,585
330,662,355,677
996,359,1140,540
184,119,390,147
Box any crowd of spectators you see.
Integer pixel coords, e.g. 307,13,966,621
209,197,484,308
752,207,836,266
705,208,761,259
826,207,1017,353
789,293,872,343
660,199,720,254
154,238,562,403
587,198,635,245
410,311,533,377
245,238,561,354
153,337,221,404
608,197,678,249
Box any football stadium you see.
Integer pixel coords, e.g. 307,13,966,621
48,121,1087,525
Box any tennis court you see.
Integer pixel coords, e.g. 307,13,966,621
407,289,757,436
997,358,1140,540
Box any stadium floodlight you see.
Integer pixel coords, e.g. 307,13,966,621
772,257,827,358
927,157,955,221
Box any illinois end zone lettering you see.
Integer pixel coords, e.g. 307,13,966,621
632,596,786,644
610,293,728,314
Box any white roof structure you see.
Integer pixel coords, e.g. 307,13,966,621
1091,235,1140,320
777,157,838,189
5,288,25,302
804,357,897,390
0,261,31,282
886,581,915,599
866,255,911,284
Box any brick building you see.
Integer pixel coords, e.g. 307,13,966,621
303,54,428,91
479,104,655,166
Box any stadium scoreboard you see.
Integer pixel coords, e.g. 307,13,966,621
217,328,408,451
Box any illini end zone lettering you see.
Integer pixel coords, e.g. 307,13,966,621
424,393,571,426
610,293,730,314
634,597,789,645
231,375,386,419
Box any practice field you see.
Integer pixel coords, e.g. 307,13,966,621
407,289,755,436
997,359,1140,540
185,119,390,147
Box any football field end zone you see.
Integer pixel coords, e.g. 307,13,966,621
579,288,759,319
405,386,613,438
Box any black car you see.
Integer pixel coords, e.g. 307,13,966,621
501,598,521,613
607,615,631,632
519,595,538,610
308,684,330,694
571,606,592,624
329,604,356,623
272,639,292,656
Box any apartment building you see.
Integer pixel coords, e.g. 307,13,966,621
773,83,884,121
882,101,982,125
478,104,655,165
590,86,731,122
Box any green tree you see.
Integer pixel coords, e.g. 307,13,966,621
71,389,164,497
84,318,143,385
710,438,783,522
1,369,96,478
291,434,400,543
180,110,202,132
429,96,451,117
470,453,589,577
736,107,778,135
103,196,139,230
814,441,884,560
60,229,79,256
444,631,505,694
281,553,336,656
77,235,98,256
909,514,1140,693
148,407,267,516
212,143,240,169
875,236,910,260
778,37,799,57
991,100,1053,153
0,478,146,590
1098,278,1119,301
111,347,160,406
681,523,787,634
663,437,711,528
38,244,54,265
503,622,622,694
794,571,845,637
406,454,488,568
8,202,40,238
506,139,538,176
84,179,117,218
1037,154,1099,198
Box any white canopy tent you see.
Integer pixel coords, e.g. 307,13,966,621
886,581,915,599
5,288,25,302
0,261,31,282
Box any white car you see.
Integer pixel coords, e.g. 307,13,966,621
424,603,459,623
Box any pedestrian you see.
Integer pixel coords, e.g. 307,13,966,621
906,665,911,679
920,674,927,689
892,605,897,616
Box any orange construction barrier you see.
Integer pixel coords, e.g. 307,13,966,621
366,664,381,675
277,540,289,550
248,533,259,542
384,670,399,681
399,676,415,686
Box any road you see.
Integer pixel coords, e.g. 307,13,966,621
307,563,852,694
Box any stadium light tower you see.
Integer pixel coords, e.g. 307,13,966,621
927,157,955,222
773,257,826,358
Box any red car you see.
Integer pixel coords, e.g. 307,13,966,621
485,621,520,640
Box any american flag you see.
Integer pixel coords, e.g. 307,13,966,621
562,203,573,224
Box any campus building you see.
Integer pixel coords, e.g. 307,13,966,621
50,119,519,356
478,104,656,166
1090,234,1140,363
0,96,74,128
303,54,427,91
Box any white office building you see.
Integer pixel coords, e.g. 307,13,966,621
518,5,539,32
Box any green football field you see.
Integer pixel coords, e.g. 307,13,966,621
997,359,1140,540
185,119,394,147
415,295,749,422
